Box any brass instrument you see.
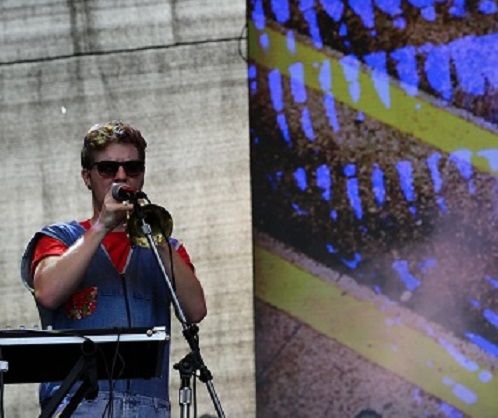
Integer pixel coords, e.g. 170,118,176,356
126,203,173,248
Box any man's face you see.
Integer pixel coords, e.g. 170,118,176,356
81,142,145,211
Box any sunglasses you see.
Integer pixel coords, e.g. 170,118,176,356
90,160,145,178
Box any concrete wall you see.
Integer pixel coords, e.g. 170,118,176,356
0,1,253,416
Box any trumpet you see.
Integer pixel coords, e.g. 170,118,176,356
126,203,173,248
111,184,173,248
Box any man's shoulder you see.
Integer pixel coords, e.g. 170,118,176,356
41,220,85,244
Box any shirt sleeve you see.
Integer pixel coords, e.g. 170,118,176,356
31,235,68,276
176,243,195,273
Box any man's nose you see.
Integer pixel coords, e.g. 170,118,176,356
114,165,127,180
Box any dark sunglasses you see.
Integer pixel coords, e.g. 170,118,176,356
90,160,145,178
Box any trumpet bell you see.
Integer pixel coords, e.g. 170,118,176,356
127,204,173,248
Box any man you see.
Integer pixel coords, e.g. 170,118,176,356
21,121,207,416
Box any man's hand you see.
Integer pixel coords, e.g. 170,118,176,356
96,186,134,232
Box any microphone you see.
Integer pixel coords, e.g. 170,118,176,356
111,184,146,202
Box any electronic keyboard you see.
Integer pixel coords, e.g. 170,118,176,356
0,326,169,384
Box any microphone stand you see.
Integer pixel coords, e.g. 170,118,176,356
132,199,226,418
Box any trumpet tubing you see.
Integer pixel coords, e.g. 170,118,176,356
126,203,173,248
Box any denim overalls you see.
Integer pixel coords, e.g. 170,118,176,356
21,221,173,416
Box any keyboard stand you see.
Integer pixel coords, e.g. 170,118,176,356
40,340,99,418
0,326,169,416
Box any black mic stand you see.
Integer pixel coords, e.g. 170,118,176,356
132,199,226,418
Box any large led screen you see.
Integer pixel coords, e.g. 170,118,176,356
249,0,498,416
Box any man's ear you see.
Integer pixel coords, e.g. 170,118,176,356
81,169,92,190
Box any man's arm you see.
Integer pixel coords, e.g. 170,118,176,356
158,243,207,324
34,190,130,310
34,223,109,310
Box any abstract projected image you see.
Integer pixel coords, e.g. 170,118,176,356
248,0,498,417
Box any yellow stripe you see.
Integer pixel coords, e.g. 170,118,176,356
255,244,498,416
248,23,498,174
